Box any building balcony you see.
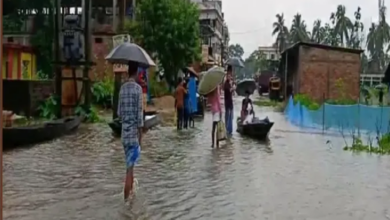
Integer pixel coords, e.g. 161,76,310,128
3,13,129,35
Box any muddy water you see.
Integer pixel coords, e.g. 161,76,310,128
3,97,390,220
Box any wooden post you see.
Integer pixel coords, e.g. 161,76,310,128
132,0,136,20
284,51,288,100
54,0,62,118
83,0,92,107
113,0,117,32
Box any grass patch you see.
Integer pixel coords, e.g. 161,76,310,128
343,134,390,154
253,100,279,107
253,99,285,112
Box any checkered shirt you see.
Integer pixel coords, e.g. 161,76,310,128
117,80,144,146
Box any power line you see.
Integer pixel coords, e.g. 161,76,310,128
229,29,264,35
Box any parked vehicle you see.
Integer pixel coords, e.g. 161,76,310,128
256,70,276,95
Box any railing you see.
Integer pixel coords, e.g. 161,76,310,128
3,14,120,34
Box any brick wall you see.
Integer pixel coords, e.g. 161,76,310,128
29,80,55,114
298,46,361,102
91,35,114,81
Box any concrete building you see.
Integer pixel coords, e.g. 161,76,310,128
258,46,280,61
192,0,224,65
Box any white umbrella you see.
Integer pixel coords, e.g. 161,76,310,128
198,66,225,95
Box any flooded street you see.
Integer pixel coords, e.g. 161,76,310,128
4,97,390,220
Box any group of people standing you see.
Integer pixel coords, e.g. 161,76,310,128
117,62,252,200
174,77,194,130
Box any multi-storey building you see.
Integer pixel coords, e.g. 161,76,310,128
192,0,224,65
3,0,132,80
257,46,280,61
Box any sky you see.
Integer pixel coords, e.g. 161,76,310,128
223,0,383,59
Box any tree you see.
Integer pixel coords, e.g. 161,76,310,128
228,44,244,58
289,13,309,44
330,5,353,46
127,0,201,88
272,13,289,53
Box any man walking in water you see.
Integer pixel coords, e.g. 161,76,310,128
224,65,234,136
117,61,144,200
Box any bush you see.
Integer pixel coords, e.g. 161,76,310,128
294,93,357,111
293,94,320,110
149,77,170,98
91,77,114,108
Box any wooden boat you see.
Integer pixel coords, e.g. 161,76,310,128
3,116,82,149
236,117,274,139
108,114,160,136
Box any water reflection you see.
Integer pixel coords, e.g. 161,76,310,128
3,98,390,220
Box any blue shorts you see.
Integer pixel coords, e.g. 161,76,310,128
123,144,141,169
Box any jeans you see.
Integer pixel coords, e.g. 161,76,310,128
225,107,233,135
176,107,184,130
183,108,190,129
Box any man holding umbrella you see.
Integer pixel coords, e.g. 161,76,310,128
106,42,156,201
224,65,234,135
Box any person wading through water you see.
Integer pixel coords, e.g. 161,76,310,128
175,77,187,130
224,65,234,136
207,86,222,148
117,61,144,201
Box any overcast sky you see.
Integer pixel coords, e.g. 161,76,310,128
223,0,383,58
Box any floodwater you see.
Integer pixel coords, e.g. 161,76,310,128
4,97,390,220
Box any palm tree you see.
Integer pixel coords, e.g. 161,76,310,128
347,7,364,49
289,13,309,43
272,13,289,53
311,19,325,43
366,23,378,57
330,5,354,46
323,22,340,46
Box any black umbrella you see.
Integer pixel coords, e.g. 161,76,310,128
225,57,245,68
236,79,256,96
105,42,156,67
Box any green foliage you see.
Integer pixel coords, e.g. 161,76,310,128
3,14,24,32
293,94,320,110
127,0,201,87
36,70,50,80
228,44,244,58
75,105,101,123
149,77,170,97
91,78,114,108
37,95,60,120
28,1,55,78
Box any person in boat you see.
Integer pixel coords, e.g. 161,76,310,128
240,90,254,123
224,65,234,136
117,61,144,201
207,86,222,148
175,77,187,130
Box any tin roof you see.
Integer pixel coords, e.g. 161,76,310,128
281,42,364,55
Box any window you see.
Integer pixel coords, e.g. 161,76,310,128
7,37,14,43
270,54,275,60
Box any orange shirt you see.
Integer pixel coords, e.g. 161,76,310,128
175,85,186,108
